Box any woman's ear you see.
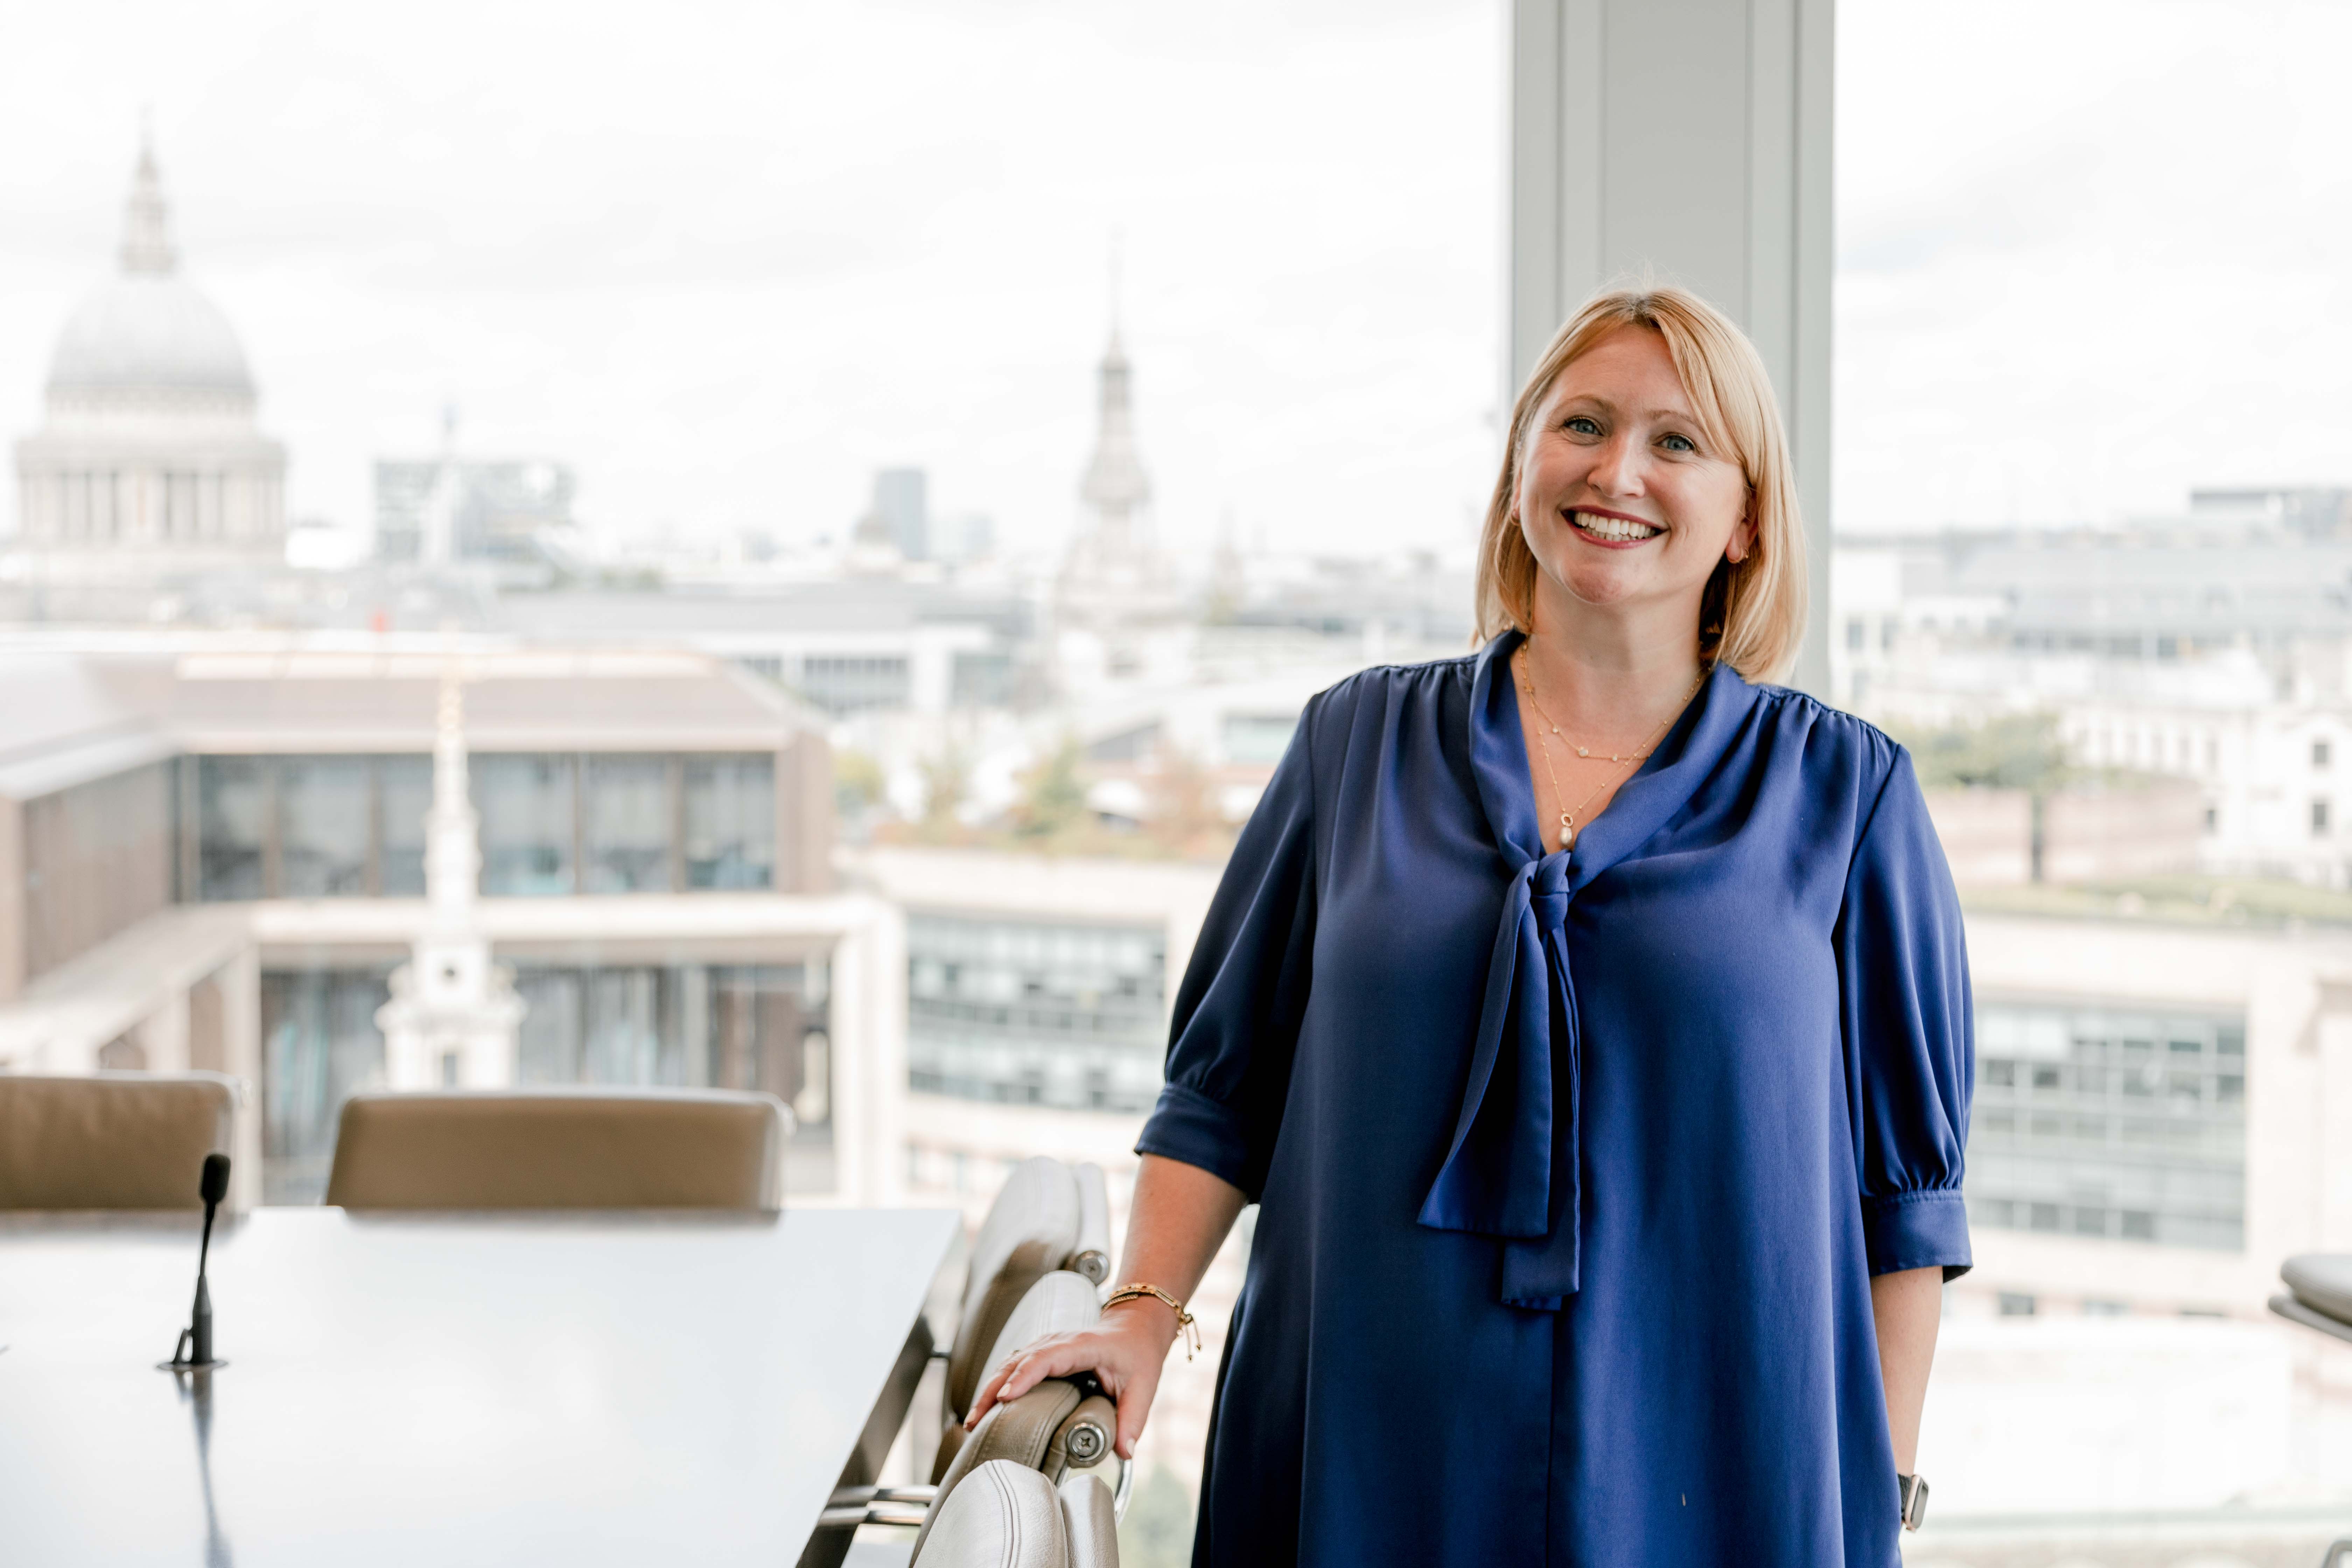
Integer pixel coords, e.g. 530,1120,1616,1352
1725,502,1758,565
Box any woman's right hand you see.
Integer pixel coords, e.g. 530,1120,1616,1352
963,1296,1183,1461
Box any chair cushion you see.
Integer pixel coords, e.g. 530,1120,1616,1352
1057,1472,1119,1568
949,1158,1081,1414
2284,1254,2352,1326
912,1460,1070,1568
0,1073,236,1210
323,1088,788,1209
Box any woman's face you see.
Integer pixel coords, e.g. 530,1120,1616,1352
1512,323,1755,630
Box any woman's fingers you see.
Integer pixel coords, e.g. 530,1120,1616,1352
1112,1362,1159,1460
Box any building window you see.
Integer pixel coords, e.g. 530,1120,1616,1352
684,755,775,889
377,755,433,896
905,911,1167,1112
1846,617,1865,652
277,757,372,897
1997,1293,2037,1317
196,757,268,900
2317,738,2333,769
583,756,671,893
259,967,392,1204
1968,1000,2247,1251
513,961,829,1133
2315,798,2332,838
1222,713,1300,767
475,754,576,895
800,655,911,715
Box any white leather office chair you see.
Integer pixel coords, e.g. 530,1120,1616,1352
0,1072,238,1210
936,1158,1113,1477
909,1462,1119,1568
2266,1257,2352,1567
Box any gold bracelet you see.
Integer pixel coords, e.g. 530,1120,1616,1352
1103,1282,1201,1360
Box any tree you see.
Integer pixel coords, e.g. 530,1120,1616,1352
1011,737,1089,839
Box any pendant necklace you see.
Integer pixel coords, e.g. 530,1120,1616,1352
1516,644,1705,851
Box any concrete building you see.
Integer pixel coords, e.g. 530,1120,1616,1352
12,133,287,568
0,632,904,1211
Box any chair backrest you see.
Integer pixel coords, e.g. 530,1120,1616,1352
948,1157,1083,1416
0,1072,237,1210
323,1087,789,1210
913,1388,1118,1566
1057,1473,1119,1568
911,1461,1072,1568
1069,1162,1112,1285
934,1270,1104,1484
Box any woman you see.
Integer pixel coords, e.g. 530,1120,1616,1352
971,285,1972,1567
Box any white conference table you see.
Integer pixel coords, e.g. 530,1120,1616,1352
0,1205,960,1567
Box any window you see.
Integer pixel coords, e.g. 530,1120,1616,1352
800,656,910,715
475,755,575,895
259,967,391,1203
2314,798,2331,837
196,757,267,900
378,756,433,896
1222,713,1300,767
905,911,1167,1112
583,755,670,892
2317,738,2333,769
277,757,371,897
1968,1001,2247,1251
683,755,774,889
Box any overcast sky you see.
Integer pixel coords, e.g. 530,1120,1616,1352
0,0,2346,556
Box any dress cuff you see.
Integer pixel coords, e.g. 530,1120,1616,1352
1135,1082,1252,1197
1862,1190,1973,1281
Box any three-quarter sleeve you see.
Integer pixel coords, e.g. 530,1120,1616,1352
1134,701,1320,1202
1837,747,1975,1279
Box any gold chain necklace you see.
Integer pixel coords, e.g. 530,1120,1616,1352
1515,646,1705,850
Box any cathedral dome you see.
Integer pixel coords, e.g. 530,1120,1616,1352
47,274,254,397
43,136,254,401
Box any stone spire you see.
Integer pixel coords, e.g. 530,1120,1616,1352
119,121,177,277
1078,328,1151,541
376,658,524,1089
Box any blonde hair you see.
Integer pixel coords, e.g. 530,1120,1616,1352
1472,283,1808,683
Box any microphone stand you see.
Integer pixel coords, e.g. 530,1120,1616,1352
164,1154,230,1372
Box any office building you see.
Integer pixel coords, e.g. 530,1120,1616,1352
0,633,903,1210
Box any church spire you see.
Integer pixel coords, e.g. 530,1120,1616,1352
1078,242,1150,538
119,118,177,277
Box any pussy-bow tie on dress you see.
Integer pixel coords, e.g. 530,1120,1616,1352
1417,634,1731,1311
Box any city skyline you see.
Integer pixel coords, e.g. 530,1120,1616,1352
1,0,2348,564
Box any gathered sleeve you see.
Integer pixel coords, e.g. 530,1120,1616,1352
1837,747,1975,1280
1134,700,1321,1202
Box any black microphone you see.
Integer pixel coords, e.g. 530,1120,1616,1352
169,1153,231,1370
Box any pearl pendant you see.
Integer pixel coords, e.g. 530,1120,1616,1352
1575,746,1589,757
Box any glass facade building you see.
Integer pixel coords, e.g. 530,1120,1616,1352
906,911,1167,1112
1965,997,2248,1251
182,751,775,899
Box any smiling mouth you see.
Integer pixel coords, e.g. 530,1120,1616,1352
1566,509,1663,544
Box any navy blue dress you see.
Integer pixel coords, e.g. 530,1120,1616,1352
1136,631,1973,1568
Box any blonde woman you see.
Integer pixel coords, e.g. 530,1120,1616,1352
972,285,1971,1566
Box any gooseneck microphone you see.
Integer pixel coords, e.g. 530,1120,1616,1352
166,1153,231,1371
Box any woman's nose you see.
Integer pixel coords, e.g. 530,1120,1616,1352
1587,435,1644,497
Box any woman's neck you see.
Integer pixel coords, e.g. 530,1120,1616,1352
1519,601,1706,747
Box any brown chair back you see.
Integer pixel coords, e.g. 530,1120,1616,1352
323,1087,788,1210
0,1072,238,1210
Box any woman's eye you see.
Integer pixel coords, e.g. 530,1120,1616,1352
1564,416,1602,436
1658,432,1696,453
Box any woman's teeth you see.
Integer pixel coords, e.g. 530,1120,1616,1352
1570,511,1661,543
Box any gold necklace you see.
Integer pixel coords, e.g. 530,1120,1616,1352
1516,646,1704,850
